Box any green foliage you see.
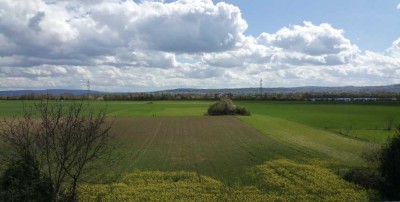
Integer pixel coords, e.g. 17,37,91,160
380,126,400,200
343,168,383,190
207,98,250,116
208,98,237,115
360,143,382,169
0,154,53,202
236,106,251,116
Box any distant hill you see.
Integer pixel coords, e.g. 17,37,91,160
1,84,400,96
156,84,400,94
0,89,102,96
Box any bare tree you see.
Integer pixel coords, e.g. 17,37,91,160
0,101,113,201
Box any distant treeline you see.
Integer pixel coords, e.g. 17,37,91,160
1,92,400,101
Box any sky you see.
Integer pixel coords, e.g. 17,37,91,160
0,0,400,92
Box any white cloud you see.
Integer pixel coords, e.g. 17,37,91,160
257,22,359,65
388,38,400,57
397,3,400,9
0,0,247,68
204,22,360,68
0,0,400,91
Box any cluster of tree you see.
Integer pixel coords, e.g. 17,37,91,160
0,93,86,101
1,91,400,101
207,98,250,116
343,128,400,200
0,101,113,201
235,92,400,101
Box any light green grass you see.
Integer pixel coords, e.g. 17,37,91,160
238,101,400,142
0,100,210,117
238,115,368,168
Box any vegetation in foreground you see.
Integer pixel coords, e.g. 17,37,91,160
79,159,368,201
380,127,400,200
0,101,113,201
1,100,400,201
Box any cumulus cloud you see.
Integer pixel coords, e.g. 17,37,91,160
257,22,359,65
0,0,247,68
0,0,400,91
203,22,360,68
388,38,400,57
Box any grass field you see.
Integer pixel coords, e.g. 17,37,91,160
0,100,209,117
238,101,400,143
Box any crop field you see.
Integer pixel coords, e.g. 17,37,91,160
79,160,368,201
1,100,397,142
1,100,399,200
0,100,209,117
92,116,300,184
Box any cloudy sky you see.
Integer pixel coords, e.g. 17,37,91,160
0,0,400,92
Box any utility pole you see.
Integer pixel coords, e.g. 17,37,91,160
259,79,263,98
87,80,90,100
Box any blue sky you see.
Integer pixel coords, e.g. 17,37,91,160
0,0,400,91
217,0,400,52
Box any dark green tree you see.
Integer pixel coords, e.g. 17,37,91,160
0,154,53,202
380,126,400,200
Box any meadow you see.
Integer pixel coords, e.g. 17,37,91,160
1,100,398,200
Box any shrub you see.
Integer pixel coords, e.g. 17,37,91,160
207,98,250,116
0,154,53,202
343,168,383,190
379,126,400,200
236,106,251,116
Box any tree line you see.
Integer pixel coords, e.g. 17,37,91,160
1,92,400,101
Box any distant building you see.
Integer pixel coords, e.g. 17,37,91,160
309,97,381,102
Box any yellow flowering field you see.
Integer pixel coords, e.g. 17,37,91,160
78,159,368,201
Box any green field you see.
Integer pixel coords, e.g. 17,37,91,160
1,100,398,200
95,116,299,184
238,101,400,143
1,100,397,142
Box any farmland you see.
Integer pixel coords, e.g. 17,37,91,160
0,100,398,200
79,160,368,201
1,100,397,143
237,101,400,143
91,116,300,184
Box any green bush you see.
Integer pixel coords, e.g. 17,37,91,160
343,168,383,190
207,98,250,116
236,106,251,116
0,154,53,202
380,126,400,200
